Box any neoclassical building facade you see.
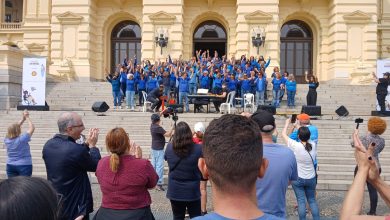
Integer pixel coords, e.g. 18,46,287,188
0,0,389,83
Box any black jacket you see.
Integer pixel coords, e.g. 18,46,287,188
42,134,101,220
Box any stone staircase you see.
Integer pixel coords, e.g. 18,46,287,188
0,80,386,191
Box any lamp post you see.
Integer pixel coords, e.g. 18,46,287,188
251,27,266,55
155,27,168,55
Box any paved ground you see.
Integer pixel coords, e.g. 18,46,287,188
91,184,389,219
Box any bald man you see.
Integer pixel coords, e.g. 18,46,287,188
43,112,101,220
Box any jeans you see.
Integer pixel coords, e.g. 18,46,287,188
120,83,126,98
151,149,164,185
179,91,189,112
164,87,170,97
113,90,122,107
189,83,197,95
292,177,320,220
256,90,265,106
170,199,201,220
228,91,236,106
126,91,135,108
279,89,285,101
287,90,296,106
272,90,281,107
7,164,32,177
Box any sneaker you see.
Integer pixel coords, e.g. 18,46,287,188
155,185,165,191
131,107,135,111
126,106,130,109
113,106,117,109
367,212,376,216
201,211,208,216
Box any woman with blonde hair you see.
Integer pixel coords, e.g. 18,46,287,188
4,110,35,177
94,127,158,220
286,74,297,108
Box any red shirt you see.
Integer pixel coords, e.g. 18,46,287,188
96,155,158,209
193,136,203,144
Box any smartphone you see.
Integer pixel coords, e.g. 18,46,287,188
291,114,297,124
355,118,363,129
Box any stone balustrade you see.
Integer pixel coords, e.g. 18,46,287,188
0,22,22,30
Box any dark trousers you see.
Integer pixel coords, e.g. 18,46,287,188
212,99,223,112
121,83,126,98
170,199,201,220
377,93,387,112
6,164,32,177
306,89,317,106
354,166,382,214
148,97,162,111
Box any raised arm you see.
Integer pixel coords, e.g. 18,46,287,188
372,72,380,83
304,71,309,83
281,118,291,144
24,110,35,136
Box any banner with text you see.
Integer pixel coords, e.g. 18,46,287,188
22,58,46,106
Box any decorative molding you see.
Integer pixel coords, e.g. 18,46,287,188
343,10,371,24
25,43,45,52
149,11,176,25
245,10,273,24
56,12,83,25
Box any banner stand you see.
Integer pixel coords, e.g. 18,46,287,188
17,101,49,111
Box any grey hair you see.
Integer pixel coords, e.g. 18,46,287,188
57,112,77,134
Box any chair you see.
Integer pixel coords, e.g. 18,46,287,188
244,93,255,113
142,91,152,112
220,91,236,114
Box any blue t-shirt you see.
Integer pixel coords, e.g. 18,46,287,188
289,125,319,145
164,143,202,201
285,80,297,92
5,133,32,165
272,78,283,91
256,143,298,218
193,212,284,220
178,77,190,92
126,79,136,91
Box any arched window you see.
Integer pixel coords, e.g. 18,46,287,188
280,20,313,83
111,21,141,71
193,21,227,57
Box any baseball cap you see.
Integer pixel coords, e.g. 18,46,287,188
194,122,205,134
251,110,275,132
297,113,310,121
151,114,160,123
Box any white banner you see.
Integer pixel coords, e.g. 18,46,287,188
22,58,46,106
376,59,390,111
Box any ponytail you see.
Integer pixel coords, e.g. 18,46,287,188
304,142,312,152
110,153,120,172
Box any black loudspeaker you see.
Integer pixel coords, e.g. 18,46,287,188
301,105,321,116
335,105,349,117
257,105,276,115
92,101,110,113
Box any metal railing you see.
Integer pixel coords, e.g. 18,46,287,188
0,22,22,30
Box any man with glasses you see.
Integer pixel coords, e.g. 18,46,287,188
43,112,101,220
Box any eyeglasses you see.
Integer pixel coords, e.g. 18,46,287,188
69,124,84,128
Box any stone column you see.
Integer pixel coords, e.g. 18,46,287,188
142,0,184,61
236,0,279,71
1,0,4,22
0,46,28,110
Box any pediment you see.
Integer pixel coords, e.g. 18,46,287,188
343,11,371,24
149,11,176,25
245,10,273,24
26,43,45,52
56,12,83,25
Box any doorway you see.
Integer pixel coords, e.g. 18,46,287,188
193,21,227,57
280,20,313,83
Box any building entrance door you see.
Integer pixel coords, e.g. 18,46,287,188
280,20,313,83
193,21,227,58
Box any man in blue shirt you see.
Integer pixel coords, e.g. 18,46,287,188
178,72,191,112
195,114,283,220
251,110,298,218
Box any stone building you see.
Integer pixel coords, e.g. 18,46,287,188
0,0,389,108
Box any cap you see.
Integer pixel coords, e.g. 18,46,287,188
151,113,160,123
297,113,310,121
251,110,275,132
194,122,205,134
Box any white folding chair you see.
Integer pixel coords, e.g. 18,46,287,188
142,91,152,112
220,91,236,114
244,93,255,113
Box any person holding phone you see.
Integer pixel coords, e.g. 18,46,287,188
353,116,386,216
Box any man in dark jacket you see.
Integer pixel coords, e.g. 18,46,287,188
42,112,101,220
373,72,390,114
147,85,164,112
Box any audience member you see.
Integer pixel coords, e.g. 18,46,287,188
353,117,386,215
282,118,319,220
150,113,174,191
341,129,390,220
194,114,283,220
251,110,298,218
43,112,101,220
94,127,158,220
165,122,203,219
0,176,59,220
5,110,35,177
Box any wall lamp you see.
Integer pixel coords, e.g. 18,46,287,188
252,27,266,55
155,27,168,55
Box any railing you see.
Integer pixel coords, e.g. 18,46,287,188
0,22,22,30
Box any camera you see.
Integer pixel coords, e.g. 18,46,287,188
162,104,184,122
355,118,363,129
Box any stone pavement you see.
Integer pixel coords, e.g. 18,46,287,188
91,184,389,219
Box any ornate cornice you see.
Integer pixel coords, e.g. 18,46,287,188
149,11,176,25
245,10,273,24
56,12,83,25
343,10,371,24
25,43,45,52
